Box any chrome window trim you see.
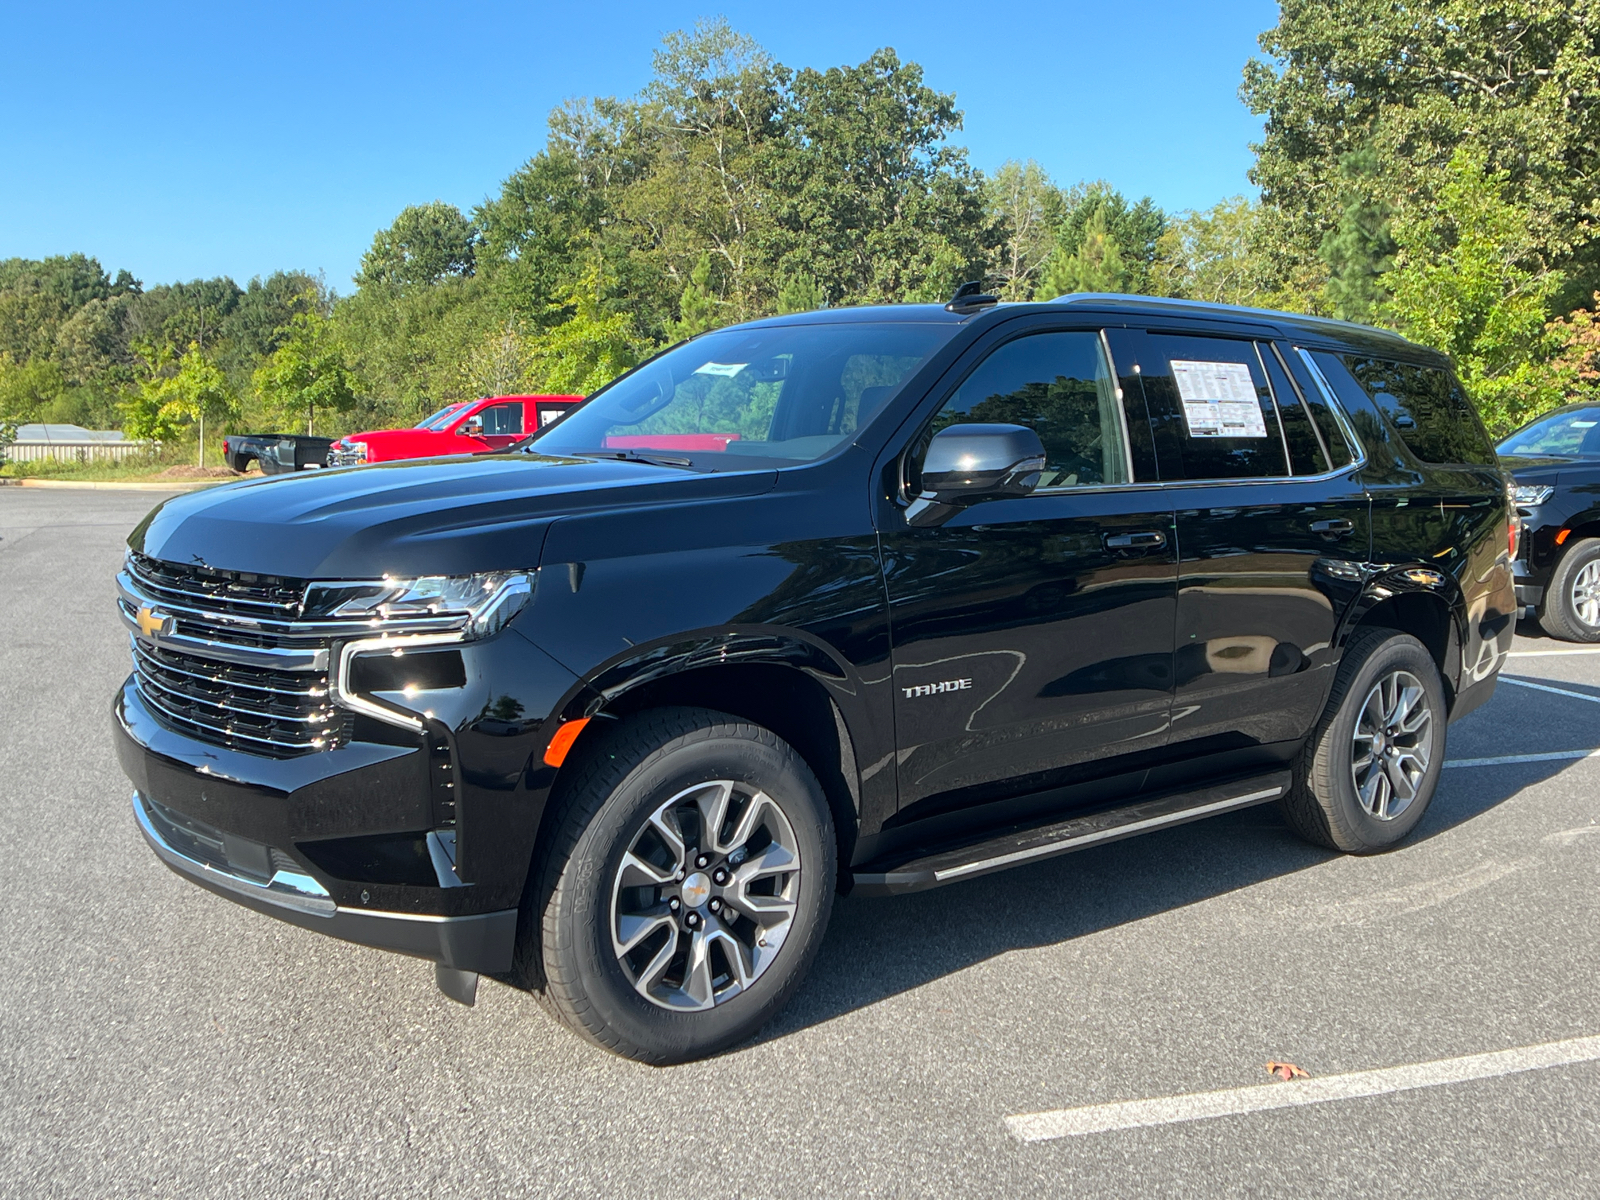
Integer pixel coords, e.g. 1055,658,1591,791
1097,327,1137,486
1251,340,1296,474
1266,341,1335,470
1294,347,1369,469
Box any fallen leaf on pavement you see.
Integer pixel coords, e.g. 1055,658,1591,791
1265,1060,1309,1081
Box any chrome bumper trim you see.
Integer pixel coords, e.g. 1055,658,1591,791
132,791,336,916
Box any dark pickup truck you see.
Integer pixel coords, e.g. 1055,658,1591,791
222,433,334,475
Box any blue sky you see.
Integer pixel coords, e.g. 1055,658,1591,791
0,1,1280,291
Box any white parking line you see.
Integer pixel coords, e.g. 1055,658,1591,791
1507,648,1600,658
1445,749,1600,768
1498,677,1600,704
1005,1035,1600,1142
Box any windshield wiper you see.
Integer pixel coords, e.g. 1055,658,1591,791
572,449,704,471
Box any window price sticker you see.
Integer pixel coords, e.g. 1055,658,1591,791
1171,360,1269,438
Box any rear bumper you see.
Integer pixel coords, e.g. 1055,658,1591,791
134,789,515,972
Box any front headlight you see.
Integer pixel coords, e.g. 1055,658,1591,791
1513,484,1555,507
305,571,534,639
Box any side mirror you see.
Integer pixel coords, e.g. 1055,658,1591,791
905,423,1046,527
460,418,484,437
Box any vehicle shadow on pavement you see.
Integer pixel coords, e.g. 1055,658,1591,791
763,742,1581,1045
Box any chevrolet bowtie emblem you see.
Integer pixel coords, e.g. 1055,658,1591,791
135,605,172,640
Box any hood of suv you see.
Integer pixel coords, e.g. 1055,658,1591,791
130,453,778,579
1500,455,1571,483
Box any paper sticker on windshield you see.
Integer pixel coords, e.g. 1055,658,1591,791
694,362,747,378
1171,360,1269,438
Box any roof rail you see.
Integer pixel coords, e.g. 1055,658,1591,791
1047,292,1414,344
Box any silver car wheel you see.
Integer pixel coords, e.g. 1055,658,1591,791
1571,560,1600,628
1351,669,1434,821
609,780,802,1011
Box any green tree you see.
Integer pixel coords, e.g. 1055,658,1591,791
526,271,643,395
1152,197,1275,307
0,354,66,423
1045,184,1165,296
1318,144,1397,322
254,310,358,435
776,270,822,314
1242,1,1600,296
1383,147,1565,434
123,344,238,463
671,252,723,339
768,48,994,306
356,203,478,292
983,159,1064,299
1037,208,1129,297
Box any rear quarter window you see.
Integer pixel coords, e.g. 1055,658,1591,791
1340,357,1495,466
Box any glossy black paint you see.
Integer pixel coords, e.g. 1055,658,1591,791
1498,423,1600,610
112,295,1515,975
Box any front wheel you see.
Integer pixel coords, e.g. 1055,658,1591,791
1280,628,1448,853
1538,538,1600,643
528,708,836,1064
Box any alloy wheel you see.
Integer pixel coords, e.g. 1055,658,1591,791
1351,669,1434,821
609,780,802,1011
1572,560,1600,628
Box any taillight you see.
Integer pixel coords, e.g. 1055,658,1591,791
1505,478,1521,559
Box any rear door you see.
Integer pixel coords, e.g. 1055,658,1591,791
1128,328,1371,772
880,324,1178,822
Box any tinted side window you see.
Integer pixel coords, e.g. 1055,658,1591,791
1143,334,1289,480
478,403,524,435
1340,357,1494,465
928,332,1131,488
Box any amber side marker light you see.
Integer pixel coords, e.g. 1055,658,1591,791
543,717,591,767
1556,528,1572,546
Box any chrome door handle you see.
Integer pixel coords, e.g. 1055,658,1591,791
1310,518,1355,537
1105,531,1167,549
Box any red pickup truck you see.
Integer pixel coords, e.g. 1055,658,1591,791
327,394,582,466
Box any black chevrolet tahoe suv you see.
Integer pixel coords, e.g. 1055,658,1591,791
114,292,1515,1063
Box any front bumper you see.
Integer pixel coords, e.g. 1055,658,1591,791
114,678,528,974
134,790,515,971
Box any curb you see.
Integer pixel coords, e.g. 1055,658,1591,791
0,478,224,492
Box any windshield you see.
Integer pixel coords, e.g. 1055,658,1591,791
1498,407,1600,458
417,403,468,431
527,322,955,465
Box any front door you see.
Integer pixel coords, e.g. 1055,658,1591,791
881,328,1178,823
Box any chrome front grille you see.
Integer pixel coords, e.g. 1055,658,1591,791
118,552,475,757
120,555,344,756
131,639,350,756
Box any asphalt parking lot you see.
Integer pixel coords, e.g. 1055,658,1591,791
3,485,1598,1198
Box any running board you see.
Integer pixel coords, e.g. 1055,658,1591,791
851,771,1291,897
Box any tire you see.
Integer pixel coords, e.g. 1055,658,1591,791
1280,628,1448,854
1537,538,1600,643
525,707,836,1064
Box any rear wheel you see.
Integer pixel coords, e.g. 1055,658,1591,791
1280,628,1447,853
1538,538,1600,643
527,707,836,1064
